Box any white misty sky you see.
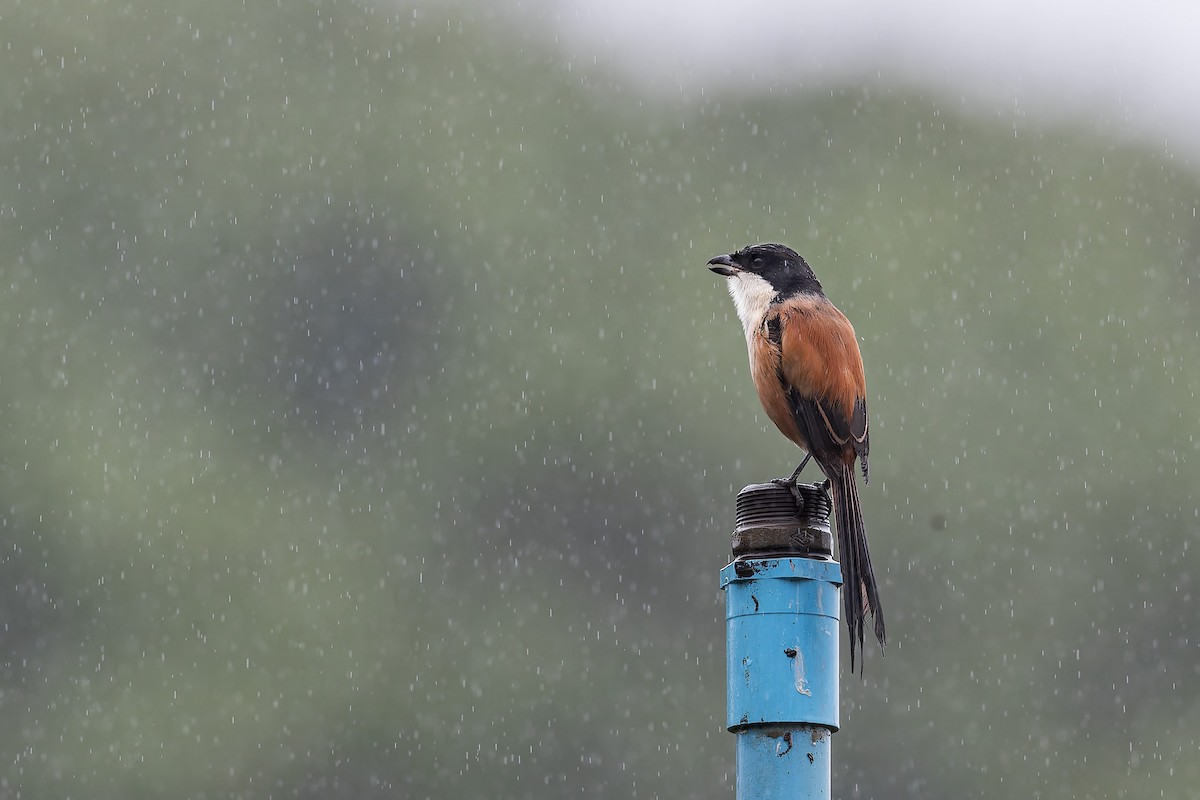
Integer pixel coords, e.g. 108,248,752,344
516,0,1200,166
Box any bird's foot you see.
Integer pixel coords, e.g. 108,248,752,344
770,475,806,506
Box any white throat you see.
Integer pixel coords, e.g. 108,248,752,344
725,272,777,344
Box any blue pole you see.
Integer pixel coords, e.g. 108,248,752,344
721,483,841,799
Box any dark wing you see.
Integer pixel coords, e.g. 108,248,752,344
851,396,869,482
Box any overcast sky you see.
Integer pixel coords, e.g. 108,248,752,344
512,0,1200,167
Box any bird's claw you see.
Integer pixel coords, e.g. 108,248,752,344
770,476,806,506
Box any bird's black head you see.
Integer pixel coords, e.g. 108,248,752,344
707,243,822,296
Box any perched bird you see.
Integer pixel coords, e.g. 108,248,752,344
708,243,885,671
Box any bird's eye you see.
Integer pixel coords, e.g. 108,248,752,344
751,257,764,267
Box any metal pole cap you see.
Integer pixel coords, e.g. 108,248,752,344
732,482,833,558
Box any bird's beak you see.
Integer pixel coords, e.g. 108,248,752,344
708,253,740,277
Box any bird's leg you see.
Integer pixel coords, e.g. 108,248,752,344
770,453,813,505
785,453,812,483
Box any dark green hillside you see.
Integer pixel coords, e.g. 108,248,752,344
2,1,1197,796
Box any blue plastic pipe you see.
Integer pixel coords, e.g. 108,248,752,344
721,556,842,799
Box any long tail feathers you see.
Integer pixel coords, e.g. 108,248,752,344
828,466,885,674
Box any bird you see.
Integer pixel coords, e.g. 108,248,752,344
708,243,884,672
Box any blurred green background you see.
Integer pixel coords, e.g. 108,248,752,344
2,0,1198,797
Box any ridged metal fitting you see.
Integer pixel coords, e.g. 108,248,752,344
731,482,832,558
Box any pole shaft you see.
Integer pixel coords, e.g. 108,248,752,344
722,556,841,799
736,725,831,800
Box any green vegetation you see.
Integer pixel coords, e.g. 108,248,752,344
2,0,1197,796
